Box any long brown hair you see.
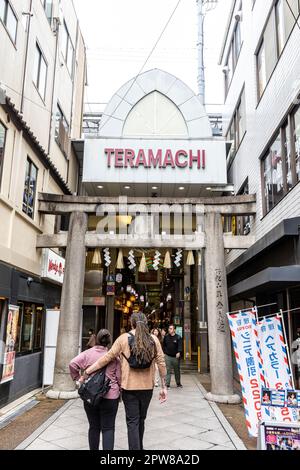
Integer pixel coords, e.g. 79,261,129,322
130,312,156,364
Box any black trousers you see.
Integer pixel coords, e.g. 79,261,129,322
122,389,153,450
84,398,119,450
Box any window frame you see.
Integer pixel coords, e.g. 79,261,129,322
22,157,38,220
261,104,300,217
61,20,75,79
33,41,48,101
15,302,45,356
0,120,7,192
0,0,18,45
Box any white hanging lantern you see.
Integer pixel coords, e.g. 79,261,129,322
186,250,195,266
116,249,125,269
92,248,102,265
139,253,148,273
164,250,172,269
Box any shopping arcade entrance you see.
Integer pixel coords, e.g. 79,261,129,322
37,192,256,404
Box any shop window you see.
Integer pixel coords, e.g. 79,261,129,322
0,121,7,191
15,303,44,355
0,0,17,44
22,157,38,219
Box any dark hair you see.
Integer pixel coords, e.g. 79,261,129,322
130,312,156,365
168,324,175,330
96,329,111,347
151,328,162,344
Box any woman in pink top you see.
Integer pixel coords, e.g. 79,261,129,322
69,329,121,450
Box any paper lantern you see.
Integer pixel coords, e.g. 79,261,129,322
116,249,125,270
139,253,148,273
163,250,172,269
186,251,195,266
92,248,101,265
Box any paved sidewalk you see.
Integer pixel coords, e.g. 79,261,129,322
17,374,246,451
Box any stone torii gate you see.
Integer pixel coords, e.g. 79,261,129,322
37,193,256,403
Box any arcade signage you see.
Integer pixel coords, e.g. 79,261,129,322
105,148,206,170
83,138,228,186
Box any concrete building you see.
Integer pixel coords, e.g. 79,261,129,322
0,0,86,406
220,0,300,383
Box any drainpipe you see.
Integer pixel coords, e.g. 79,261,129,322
20,0,33,114
197,0,205,105
47,16,60,156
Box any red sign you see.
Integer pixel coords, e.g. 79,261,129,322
105,148,206,170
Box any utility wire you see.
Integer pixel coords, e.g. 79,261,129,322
97,0,183,133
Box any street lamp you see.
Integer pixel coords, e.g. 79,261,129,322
197,0,218,105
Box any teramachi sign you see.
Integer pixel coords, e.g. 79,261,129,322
83,138,227,186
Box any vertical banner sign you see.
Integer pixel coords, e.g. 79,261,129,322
227,311,262,437
257,316,298,423
1,305,20,384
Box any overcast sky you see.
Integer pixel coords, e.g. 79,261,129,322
73,0,231,113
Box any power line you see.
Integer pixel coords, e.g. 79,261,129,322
97,0,183,133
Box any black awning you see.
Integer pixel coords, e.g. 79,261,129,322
228,265,300,300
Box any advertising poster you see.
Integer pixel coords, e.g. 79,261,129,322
259,423,300,450
1,305,20,384
227,310,262,437
257,316,298,424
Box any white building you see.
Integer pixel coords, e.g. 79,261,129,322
0,0,86,405
220,0,300,377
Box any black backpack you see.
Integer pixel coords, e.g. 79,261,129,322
78,367,111,407
122,333,156,370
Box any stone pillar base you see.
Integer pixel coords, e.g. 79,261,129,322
46,390,79,400
205,392,241,405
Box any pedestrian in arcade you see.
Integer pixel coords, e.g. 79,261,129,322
163,324,183,388
84,312,167,450
69,329,121,450
151,328,163,386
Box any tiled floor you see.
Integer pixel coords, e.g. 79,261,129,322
19,374,246,450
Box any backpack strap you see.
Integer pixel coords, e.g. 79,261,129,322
121,332,134,362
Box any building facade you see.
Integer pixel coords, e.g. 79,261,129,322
220,0,300,384
0,0,86,406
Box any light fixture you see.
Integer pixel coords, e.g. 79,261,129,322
97,185,104,189
179,187,185,191
206,187,212,191
124,186,131,190
152,186,158,190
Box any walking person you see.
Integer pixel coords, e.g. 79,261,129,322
151,328,162,387
69,329,121,450
163,324,183,389
86,329,97,349
84,312,167,450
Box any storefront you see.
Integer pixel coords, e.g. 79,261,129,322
227,217,300,387
0,251,63,407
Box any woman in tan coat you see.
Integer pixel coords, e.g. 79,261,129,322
83,312,167,450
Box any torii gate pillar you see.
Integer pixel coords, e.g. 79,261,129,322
204,212,241,404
